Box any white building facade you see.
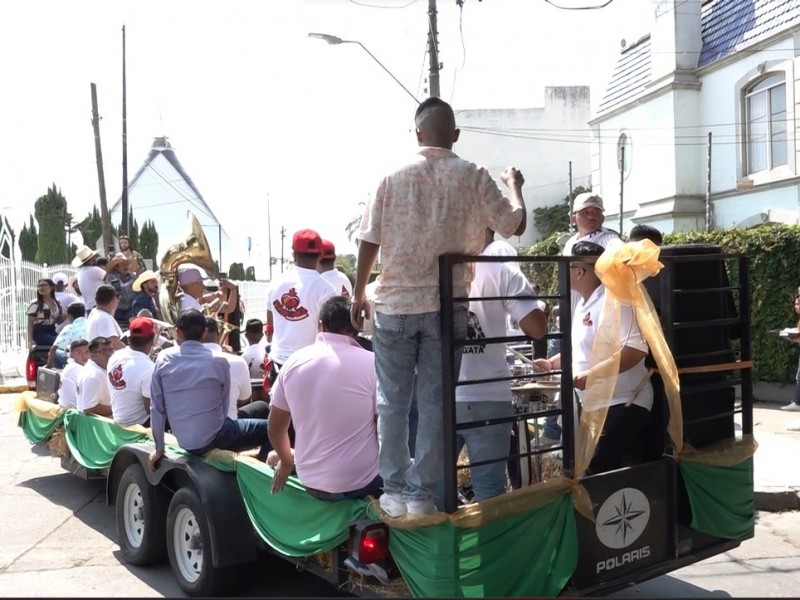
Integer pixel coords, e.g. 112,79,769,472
589,0,800,235
455,86,592,247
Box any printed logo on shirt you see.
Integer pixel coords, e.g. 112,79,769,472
108,364,127,390
341,285,350,297
273,287,309,321
463,311,487,354
583,313,593,327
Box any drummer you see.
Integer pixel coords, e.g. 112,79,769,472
451,229,547,502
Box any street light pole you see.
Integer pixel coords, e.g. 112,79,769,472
427,0,440,98
308,33,420,104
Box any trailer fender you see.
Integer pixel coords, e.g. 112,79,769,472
108,443,257,568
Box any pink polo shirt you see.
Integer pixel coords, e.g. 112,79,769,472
270,332,378,493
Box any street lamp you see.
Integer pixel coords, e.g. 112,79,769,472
308,33,420,104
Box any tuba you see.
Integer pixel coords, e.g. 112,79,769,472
159,212,218,325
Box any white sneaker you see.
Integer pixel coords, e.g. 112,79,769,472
379,493,407,518
780,403,800,412
406,499,437,518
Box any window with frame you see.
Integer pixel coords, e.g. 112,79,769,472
745,73,787,174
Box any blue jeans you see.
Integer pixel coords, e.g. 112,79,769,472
455,401,513,501
191,417,271,461
373,308,467,504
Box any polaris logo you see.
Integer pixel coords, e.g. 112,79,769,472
597,545,651,573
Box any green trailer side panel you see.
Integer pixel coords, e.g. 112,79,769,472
18,410,64,445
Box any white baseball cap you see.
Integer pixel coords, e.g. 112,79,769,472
53,272,68,285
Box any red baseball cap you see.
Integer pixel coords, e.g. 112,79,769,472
292,229,322,254
129,317,156,338
320,239,336,260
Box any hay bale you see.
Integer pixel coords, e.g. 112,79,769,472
46,426,68,457
456,447,472,488
310,551,333,570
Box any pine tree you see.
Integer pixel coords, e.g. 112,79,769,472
78,206,103,251
19,215,38,261
138,220,160,268
228,262,245,280
34,184,70,264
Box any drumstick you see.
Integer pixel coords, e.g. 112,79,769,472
506,345,534,365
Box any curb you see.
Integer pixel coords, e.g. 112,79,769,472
754,489,800,512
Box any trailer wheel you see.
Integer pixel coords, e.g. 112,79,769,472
167,487,231,597
115,463,168,565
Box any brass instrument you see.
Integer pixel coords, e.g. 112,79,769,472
158,212,218,325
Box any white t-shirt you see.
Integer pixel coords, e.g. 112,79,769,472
77,359,111,412
267,266,337,364
457,241,546,403
106,346,154,426
58,360,83,409
241,340,267,379
205,342,251,420
572,285,653,411
55,290,80,308
320,268,353,297
76,266,107,310
179,294,203,314
86,308,123,341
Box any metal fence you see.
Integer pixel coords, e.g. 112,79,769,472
0,256,270,378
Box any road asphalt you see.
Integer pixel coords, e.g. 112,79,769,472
2,376,798,512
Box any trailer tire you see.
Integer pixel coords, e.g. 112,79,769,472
166,487,232,597
115,463,169,566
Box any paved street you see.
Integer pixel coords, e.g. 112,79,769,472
1,392,798,597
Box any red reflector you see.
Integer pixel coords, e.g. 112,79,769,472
358,528,388,564
26,359,37,382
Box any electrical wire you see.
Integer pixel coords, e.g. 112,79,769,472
543,0,616,10
348,0,419,8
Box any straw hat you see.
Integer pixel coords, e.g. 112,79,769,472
71,245,99,267
132,269,159,292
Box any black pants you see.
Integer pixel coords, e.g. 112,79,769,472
588,404,651,475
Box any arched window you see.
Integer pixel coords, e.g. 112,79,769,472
745,73,787,174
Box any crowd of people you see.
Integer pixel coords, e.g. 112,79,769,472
40,97,690,519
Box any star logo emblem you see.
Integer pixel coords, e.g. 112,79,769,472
595,487,651,549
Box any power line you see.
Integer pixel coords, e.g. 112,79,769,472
348,0,419,7
543,0,616,10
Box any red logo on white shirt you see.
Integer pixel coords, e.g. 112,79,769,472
108,364,127,390
273,287,309,321
582,312,593,327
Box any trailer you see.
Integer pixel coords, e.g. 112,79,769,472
15,244,756,597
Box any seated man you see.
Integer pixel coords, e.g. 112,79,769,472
58,339,90,409
268,296,381,501
86,284,125,350
47,302,87,369
241,318,268,379
148,309,271,471
107,317,156,427
77,336,114,417
203,316,269,420
536,241,653,474
455,229,548,501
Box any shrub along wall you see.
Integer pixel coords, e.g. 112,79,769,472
520,225,800,383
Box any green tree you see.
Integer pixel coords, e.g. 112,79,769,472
228,262,245,279
78,206,103,251
345,200,367,244
139,220,160,267
19,215,38,261
118,209,140,250
335,253,357,284
244,266,256,281
34,184,70,264
532,185,589,239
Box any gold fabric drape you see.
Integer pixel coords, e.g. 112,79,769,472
575,239,684,481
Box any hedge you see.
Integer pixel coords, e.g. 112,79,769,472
520,225,800,383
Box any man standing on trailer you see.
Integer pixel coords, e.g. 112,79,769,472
351,97,527,517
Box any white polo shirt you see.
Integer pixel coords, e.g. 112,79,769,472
179,294,203,314
458,241,545,403
58,360,83,409
572,285,653,411
86,308,123,341
76,266,107,310
320,268,353,297
241,340,267,379
205,342,251,419
107,346,154,426
268,267,337,364
77,359,112,412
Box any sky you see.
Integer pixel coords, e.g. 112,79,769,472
0,0,654,278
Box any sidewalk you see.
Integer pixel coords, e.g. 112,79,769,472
749,401,800,511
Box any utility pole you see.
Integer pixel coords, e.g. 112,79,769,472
705,132,713,232
91,83,113,254
618,146,625,235
121,25,129,236
568,160,574,233
427,0,440,97
267,194,273,281
280,226,286,273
